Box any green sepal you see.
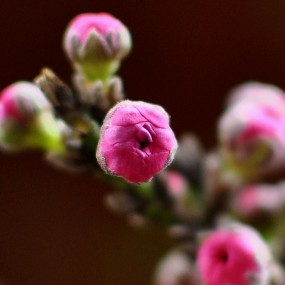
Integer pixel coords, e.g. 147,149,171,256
76,60,120,84
27,111,65,154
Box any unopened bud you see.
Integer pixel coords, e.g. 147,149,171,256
0,81,64,152
197,224,272,285
96,100,177,184
234,183,285,218
161,170,188,200
63,13,132,81
218,99,285,178
0,81,50,121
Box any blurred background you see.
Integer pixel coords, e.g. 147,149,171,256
0,1,285,284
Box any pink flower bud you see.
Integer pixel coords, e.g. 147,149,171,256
0,81,50,122
165,171,188,200
0,82,63,152
154,249,200,285
234,183,285,217
63,13,132,78
96,100,177,184
218,99,285,177
197,224,272,285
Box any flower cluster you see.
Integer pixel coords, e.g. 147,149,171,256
2,11,285,285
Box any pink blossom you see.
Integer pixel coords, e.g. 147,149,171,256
219,82,285,177
197,225,271,285
63,13,131,64
0,81,50,122
96,100,177,184
218,99,285,177
235,184,285,217
0,82,64,152
236,186,266,217
165,171,188,199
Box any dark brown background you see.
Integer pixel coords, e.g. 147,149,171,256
0,1,285,284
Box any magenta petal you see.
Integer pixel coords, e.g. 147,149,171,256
66,13,125,43
102,147,170,184
133,103,170,128
110,104,147,126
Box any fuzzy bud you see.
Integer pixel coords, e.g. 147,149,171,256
234,183,285,218
197,224,272,285
63,13,132,81
0,81,64,152
0,81,50,121
218,98,285,178
165,171,188,200
96,100,177,184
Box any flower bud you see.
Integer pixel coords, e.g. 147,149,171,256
153,249,200,285
197,224,272,285
96,100,177,184
165,171,188,200
0,81,64,152
157,170,198,213
63,13,132,81
234,183,285,218
218,99,285,178
0,81,50,121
